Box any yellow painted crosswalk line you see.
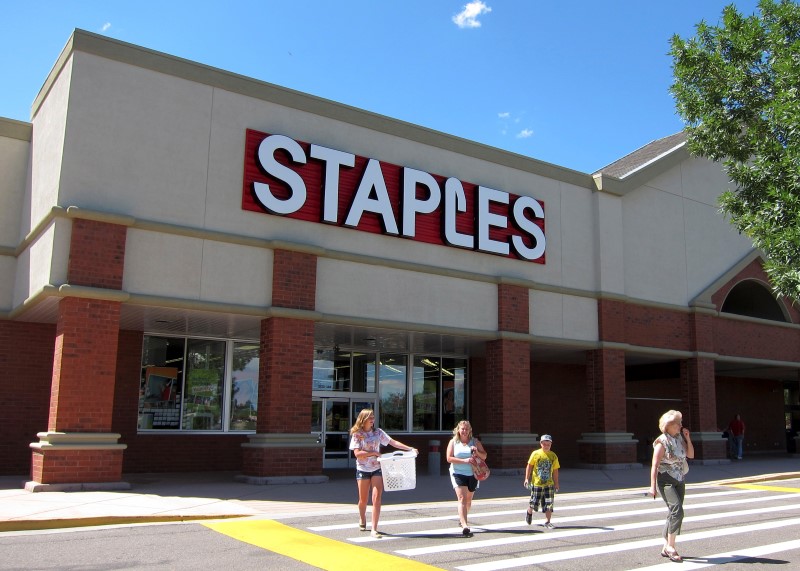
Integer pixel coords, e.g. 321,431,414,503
204,519,441,571
731,483,800,493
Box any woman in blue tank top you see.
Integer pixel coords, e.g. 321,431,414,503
446,420,487,537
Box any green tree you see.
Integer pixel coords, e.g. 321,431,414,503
670,0,800,302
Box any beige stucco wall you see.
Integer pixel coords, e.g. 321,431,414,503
123,228,273,306
0,130,28,246
316,259,497,331
12,220,70,307
530,290,598,341
30,57,70,231
621,158,753,306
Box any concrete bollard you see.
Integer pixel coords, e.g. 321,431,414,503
428,439,441,476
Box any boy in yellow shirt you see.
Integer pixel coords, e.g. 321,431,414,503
524,434,560,528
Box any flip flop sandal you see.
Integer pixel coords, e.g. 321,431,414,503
661,549,682,562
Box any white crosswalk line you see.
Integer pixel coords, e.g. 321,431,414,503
308,488,756,531
395,500,800,555
454,516,800,571
344,490,788,541
632,538,800,570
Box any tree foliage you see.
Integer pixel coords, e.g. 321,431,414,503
670,0,800,302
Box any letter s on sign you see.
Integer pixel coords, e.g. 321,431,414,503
511,196,546,261
253,135,307,215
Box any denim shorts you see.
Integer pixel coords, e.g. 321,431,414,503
356,469,383,480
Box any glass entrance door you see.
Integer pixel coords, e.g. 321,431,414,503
312,398,376,468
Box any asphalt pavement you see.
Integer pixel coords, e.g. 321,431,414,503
1,454,798,533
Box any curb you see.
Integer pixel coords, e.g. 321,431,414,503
0,513,250,533
704,471,800,487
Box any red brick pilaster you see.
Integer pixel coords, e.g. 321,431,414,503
242,250,322,478
681,357,726,461
579,348,638,466
28,219,128,490
480,284,532,468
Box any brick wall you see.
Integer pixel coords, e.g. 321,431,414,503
0,321,55,475
257,317,315,433
32,449,125,484
585,348,626,432
49,297,121,432
497,283,529,333
714,318,800,362
531,362,586,466
598,298,692,352
716,376,786,454
67,218,126,289
271,249,317,310
484,339,531,434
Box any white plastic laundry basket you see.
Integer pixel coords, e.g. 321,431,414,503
378,450,418,491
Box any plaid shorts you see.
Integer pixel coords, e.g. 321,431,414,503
529,485,555,512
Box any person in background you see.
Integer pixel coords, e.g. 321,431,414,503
727,413,746,460
524,434,560,528
649,409,694,563
349,408,417,538
446,420,487,537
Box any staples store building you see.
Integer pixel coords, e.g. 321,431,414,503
2,30,799,489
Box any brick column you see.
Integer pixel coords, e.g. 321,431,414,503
681,357,727,462
241,250,324,482
479,284,533,469
27,219,128,491
578,348,639,467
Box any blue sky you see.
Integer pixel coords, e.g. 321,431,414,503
1,1,759,173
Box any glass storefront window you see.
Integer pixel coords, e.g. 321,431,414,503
139,336,185,430
412,356,440,431
442,357,467,431
183,339,225,431
139,335,259,433
310,347,468,433
379,354,407,431
229,343,259,431
352,351,376,392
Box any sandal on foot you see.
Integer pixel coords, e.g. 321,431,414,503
359,522,367,532
370,530,383,539
661,548,682,562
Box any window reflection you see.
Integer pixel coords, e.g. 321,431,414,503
379,354,407,431
229,343,259,431
183,339,226,431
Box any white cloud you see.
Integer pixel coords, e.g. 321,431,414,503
453,1,492,29
516,129,534,139
498,111,510,119
101,22,111,32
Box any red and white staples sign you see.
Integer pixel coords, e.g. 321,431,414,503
242,130,546,263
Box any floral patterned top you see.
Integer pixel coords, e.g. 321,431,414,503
349,428,390,472
655,432,688,481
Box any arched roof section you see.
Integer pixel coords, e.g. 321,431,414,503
720,279,789,322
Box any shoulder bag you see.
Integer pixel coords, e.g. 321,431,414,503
472,448,490,481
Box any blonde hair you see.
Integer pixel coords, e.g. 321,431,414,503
452,420,473,443
658,410,683,433
350,409,375,434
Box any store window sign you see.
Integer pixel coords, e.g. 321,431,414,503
242,130,546,262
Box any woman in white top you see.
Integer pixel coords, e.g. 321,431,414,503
648,409,694,562
349,408,416,538
446,420,487,537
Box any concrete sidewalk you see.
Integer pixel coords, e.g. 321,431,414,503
1,455,798,532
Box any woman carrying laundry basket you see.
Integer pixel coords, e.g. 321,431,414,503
349,409,417,538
